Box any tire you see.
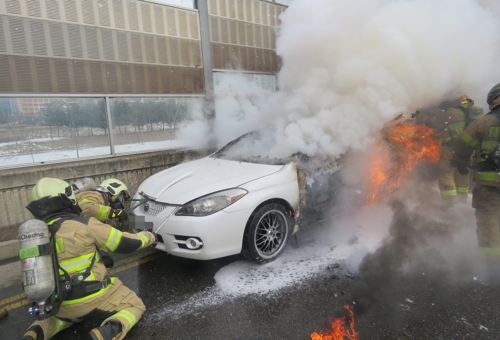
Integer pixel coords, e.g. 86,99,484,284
242,203,291,264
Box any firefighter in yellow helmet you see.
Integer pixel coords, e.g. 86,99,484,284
76,178,130,228
21,177,157,340
452,83,500,258
415,95,483,206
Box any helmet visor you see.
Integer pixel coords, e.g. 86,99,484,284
95,186,109,193
111,192,129,209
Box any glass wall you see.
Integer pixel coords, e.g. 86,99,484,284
109,97,203,153
0,97,109,167
0,96,204,167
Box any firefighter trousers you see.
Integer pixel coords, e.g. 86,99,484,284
437,145,469,204
25,277,145,340
472,184,500,255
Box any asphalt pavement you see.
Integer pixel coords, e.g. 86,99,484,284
2,227,500,340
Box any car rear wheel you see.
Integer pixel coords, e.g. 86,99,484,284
242,203,291,264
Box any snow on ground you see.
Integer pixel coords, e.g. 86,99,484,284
0,139,194,166
0,137,64,148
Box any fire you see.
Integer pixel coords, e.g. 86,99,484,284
369,119,441,204
311,305,359,340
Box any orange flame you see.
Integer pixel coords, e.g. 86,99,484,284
311,305,359,340
369,122,441,204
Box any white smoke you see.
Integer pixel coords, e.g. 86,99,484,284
157,1,500,318
181,0,500,161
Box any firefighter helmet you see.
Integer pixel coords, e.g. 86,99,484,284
31,177,77,205
99,178,130,202
487,83,500,105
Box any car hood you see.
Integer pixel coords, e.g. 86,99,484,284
138,157,284,204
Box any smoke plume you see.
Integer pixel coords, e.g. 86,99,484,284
176,1,500,330
182,0,500,163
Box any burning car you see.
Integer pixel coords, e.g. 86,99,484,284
128,116,437,264
129,129,342,264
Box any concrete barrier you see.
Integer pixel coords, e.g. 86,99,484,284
0,148,209,254
0,240,19,262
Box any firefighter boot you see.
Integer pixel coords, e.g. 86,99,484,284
21,325,43,340
0,307,7,319
88,321,122,340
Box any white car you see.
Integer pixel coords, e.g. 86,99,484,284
129,130,339,263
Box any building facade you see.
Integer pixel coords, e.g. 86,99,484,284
0,0,285,95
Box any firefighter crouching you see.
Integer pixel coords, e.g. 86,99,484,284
415,95,483,206
21,177,157,340
452,84,500,258
76,178,130,229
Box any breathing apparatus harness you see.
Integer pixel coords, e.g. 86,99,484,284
478,109,500,175
23,197,112,320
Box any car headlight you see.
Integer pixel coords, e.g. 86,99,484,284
175,188,248,217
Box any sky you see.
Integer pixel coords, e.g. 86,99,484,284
150,0,194,9
150,0,293,8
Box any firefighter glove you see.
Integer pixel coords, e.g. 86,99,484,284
109,208,128,221
152,232,160,247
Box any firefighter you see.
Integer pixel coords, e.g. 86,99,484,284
76,178,130,228
452,84,500,258
415,95,483,206
21,177,157,340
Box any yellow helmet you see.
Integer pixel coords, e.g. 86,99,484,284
99,178,130,202
457,94,469,101
31,177,77,205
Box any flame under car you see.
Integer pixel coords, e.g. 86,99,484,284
129,130,341,263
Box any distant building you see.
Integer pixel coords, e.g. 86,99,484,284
17,98,78,115
17,98,52,115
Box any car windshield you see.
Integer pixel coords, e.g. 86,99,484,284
212,129,289,165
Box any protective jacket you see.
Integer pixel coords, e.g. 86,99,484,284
51,215,155,284
453,101,500,257
415,100,482,202
453,108,500,186
416,99,482,145
22,203,156,340
76,191,111,222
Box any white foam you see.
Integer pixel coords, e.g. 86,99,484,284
152,203,392,320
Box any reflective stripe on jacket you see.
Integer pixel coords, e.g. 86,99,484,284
49,217,156,298
76,191,111,222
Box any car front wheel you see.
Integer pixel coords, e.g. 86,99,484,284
242,203,291,264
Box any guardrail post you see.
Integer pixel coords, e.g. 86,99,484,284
105,96,115,155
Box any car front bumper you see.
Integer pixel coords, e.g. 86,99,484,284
130,203,252,260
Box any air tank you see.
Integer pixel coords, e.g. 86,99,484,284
71,177,97,194
18,220,55,309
